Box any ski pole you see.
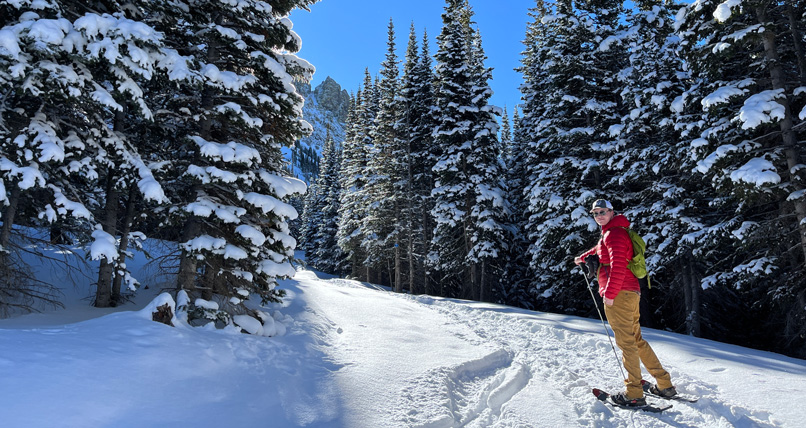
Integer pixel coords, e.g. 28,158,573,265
580,267,627,381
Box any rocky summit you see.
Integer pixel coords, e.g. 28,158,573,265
290,77,349,182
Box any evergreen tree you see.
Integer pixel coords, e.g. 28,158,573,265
675,0,806,355
409,29,440,295
502,104,533,308
337,73,374,280
520,0,629,313
430,0,509,301
464,25,510,302
363,19,403,289
0,0,170,310
311,135,345,274
397,23,423,294
147,0,313,317
299,172,323,259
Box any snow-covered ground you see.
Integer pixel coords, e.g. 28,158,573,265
1,249,804,427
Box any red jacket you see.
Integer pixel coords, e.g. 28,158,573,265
580,214,640,299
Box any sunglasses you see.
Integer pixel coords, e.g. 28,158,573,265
592,210,610,217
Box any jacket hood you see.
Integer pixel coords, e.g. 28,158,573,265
602,214,631,232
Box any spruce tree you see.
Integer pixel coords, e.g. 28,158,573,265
311,135,345,275
0,0,170,310
464,25,510,302
675,0,806,355
363,20,403,289
147,0,313,317
410,29,440,295
337,73,374,280
520,0,628,313
430,0,509,301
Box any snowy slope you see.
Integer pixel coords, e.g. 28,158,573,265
1,259,804,427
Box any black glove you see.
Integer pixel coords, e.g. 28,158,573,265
582,254,599,279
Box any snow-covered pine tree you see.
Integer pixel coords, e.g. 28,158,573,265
675,0,806,355
299,128,338,267
337,72,374,280
396,23,421,294
0,1,170,310
520,0,628,314
502,104,533,309
599,0,693,329
429,0,477,298
501,107,512,149
311,134,345,275
409,28,440,295
299,167,323,262
363,19,404,290
463,25,510,303
430,0,508,301
144,0,312,318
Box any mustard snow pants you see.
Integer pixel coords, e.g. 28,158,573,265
604,290,673,399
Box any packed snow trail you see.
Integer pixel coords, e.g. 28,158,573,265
290,270,805,427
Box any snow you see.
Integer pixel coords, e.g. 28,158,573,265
714,0,743,23
89,226,118,263
738,89,785,129
0,245,804,427
192,135,262,165
701,85,745,109
223,244,248,260
0,28,21,59
730,157,781,187
243,191,299,220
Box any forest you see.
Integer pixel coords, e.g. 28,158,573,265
299,0,806,359
0,0,315,329
1,0,805,359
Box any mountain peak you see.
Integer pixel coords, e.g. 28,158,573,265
313,76,350,122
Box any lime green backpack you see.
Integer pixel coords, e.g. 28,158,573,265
619,227,651,289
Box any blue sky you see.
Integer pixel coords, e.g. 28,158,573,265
290,0,536,113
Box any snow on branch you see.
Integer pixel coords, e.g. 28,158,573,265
257,170,307,198
214,102,264,129
90,226,117,263
0,28,21,59
191,136,261,165
737,89,785,129
695,143,738,173
701,85,746,109
242,192,298,220
714,0,744,23
201,63,257,92
0,157,46,190
729,157,780,187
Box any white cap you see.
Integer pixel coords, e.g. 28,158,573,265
590,199,613,212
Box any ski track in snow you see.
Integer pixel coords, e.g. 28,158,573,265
309,276,786,428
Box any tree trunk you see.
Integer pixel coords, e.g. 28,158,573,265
394,241,401,292
423,196,432,295
177,29,221,293
112,185,138,306
479,262,487,302
0,183,21,252
201,257,227,302
176,216,200,292
95,173,118,308
757,5,806,265
679,247,701,336
785,1,806,85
